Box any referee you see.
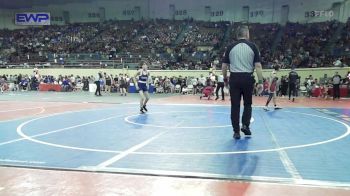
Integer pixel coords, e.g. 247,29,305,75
222,25,263,139
288,67,299,102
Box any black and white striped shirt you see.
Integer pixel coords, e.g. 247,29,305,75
222,39,261,73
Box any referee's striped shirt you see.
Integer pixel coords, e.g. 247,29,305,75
222,39,261,73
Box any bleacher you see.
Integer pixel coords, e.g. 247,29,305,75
1,20,350,70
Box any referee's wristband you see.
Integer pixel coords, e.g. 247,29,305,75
258,80,263,84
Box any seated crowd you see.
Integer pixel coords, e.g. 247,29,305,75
1,19,349,70
334,20,350,56
275,21,340,69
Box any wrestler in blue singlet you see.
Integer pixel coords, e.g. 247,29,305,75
138,70,149,92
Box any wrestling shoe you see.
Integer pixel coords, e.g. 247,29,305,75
140,107,145,114
143,105,148,112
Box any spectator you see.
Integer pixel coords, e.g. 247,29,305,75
20,77,29,91
61,76,71,92
0,76,6,93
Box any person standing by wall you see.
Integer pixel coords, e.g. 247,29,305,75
332,72,342,100
222,25,264,140
119,74,127,96
215,73,225,100
288,67,299,102
105,74,112,94
95,71,102,96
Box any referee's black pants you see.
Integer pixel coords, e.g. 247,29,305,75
288,83,297,99
95,81,101,95
216,82,225,100
229,73,254,133
333,84,340,99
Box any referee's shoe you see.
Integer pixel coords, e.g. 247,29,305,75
233,125,252,139
233,132,241,139
241,125,252,136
